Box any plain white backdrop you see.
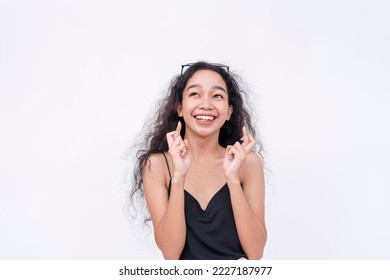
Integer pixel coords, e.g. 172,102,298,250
1,0,389,259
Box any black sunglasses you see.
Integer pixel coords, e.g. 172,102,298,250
180,63,230,75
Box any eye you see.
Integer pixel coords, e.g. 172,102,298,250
189,92,200,97
213,94,224,99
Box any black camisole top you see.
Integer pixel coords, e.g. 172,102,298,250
162,153,246,260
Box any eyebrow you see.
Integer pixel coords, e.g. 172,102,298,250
186,84,227,93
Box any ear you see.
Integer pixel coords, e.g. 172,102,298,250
177,104,183,117
227,105,233,120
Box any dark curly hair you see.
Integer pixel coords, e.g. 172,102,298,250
130,61,263,223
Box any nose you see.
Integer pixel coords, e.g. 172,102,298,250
199,96,213,110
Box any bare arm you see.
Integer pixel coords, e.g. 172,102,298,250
143,156,186,259
227,153,267,259
224,127,267,259
142,122,190,259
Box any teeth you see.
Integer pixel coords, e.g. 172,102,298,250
195,115,215,121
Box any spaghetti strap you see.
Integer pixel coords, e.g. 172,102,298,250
161,152,172,196
161,152,172,180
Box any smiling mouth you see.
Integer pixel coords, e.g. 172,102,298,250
194,115,216,121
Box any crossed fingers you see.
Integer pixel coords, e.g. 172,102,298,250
226,127,256,161
239,126,256,153
166,122,187,157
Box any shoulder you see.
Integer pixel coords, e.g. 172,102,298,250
240,151,264,184
243,151,264,170
143,152,167,171
142,152,171,187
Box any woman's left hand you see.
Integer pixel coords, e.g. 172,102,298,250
223,126,256,181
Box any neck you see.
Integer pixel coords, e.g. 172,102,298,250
184,131,225,162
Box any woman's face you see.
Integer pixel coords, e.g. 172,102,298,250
178,70,233,138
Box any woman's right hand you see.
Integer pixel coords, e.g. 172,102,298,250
166,122,191,178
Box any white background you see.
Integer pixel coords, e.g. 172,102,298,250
1,0,389,259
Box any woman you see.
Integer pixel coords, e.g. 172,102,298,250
132,61,266,259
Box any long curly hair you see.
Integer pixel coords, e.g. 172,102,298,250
130,61,263,223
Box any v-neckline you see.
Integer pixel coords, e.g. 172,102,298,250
184,184,228,212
